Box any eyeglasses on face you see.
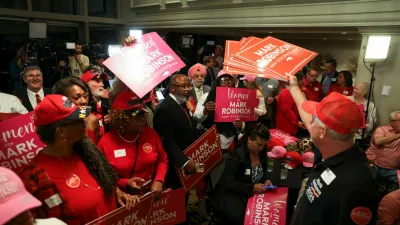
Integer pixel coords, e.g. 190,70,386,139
220,77,234,84
194,74,205,79
172,84,193,90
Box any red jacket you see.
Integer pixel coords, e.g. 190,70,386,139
98,127,168,191
275,88,299,135
327,84,354,96
302,79,323,102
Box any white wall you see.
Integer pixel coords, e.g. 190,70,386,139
355,33,400,125
288,39,361,72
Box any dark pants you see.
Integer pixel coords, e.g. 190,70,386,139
374,165,399,197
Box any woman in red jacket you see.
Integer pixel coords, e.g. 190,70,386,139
19,95,137,225
276,71,306,135
98,91,168,196
327,70,354,96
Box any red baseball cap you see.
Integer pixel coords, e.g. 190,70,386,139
301,92,363,134
34,94,91,126
81,70,101,83
112,91,149,116
282,152,303,170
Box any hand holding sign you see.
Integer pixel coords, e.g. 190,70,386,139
127,177,145,190
183,160,197,175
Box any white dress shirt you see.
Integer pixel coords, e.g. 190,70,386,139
0,93,28,114
194,85,204,101
27,88,44,109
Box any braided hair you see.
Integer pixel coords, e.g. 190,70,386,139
36,124,118,196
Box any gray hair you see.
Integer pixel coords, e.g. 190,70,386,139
314,117,355,141
358,82,370,98
390,111,400,120
22,65,42,77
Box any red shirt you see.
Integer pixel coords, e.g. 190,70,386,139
275,88,299,135
98,127,168,191
302,79,323,102
327,84,353,96
20,152,116,225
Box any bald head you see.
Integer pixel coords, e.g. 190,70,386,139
170,74,191,102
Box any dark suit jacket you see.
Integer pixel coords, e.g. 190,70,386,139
212,144,269,224
153,95,197,189
16,88,52,112
204,67,216,86
321,71,339,86
190,84,211,105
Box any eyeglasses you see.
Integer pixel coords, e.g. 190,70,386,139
391,119,400,123
26,74,42,79
193,74,205,79
307,73,318,78
220,77,234,84
172,84,193,90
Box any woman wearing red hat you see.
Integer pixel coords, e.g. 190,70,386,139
98,91,168,196
53,77,102,144
276,71,307,135
19,94,138,225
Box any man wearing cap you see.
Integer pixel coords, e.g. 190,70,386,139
287,75,379,225
188,63,211,105
0,166,66,225
81,69,110,134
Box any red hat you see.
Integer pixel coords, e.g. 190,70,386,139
112,91,149,116
34,94,91,126
267,137,285,150
301,92,363,134
240,75,256,82
81,70,101,83
282,152,303,170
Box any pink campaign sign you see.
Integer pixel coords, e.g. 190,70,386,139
244,187,289,225
103,32,186,98
0,112,45,172
215,87,258,122
269,129,299,143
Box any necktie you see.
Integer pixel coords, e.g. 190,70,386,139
180,103,192,127
35,94,42,105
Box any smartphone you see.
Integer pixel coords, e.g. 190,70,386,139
140,179,152,187
264,185,278,189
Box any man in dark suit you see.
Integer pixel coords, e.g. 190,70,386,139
321,59,339,96
188,63,211,105
203,56,216,86
16,66,51,112
153,74,198,189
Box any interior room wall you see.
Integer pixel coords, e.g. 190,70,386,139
355,34,400,126
286,39,362,73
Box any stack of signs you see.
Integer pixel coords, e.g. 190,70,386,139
223,37,318,81
103,32,186,98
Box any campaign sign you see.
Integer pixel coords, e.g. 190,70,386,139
176,126,222,192
0,112,45,172
215,87,258,122
103,32,185,98
85,192,155,225
244,187,289,225
148,188,186,225
234,37,317,81
269,129,299,143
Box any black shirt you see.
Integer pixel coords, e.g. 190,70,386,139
291,145,378,225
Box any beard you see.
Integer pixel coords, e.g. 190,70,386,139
194,80,204,87
175,94,189,103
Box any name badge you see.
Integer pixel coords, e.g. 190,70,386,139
99,120,103,127
268,85,273,89
332,78,337,82
245,169,251,175
321,168,336,185
45,194,62,208
314,87,319,91
343,91,348,95
114,149,127,158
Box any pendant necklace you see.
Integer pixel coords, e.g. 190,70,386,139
117,131,139,143
52,150,100,191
